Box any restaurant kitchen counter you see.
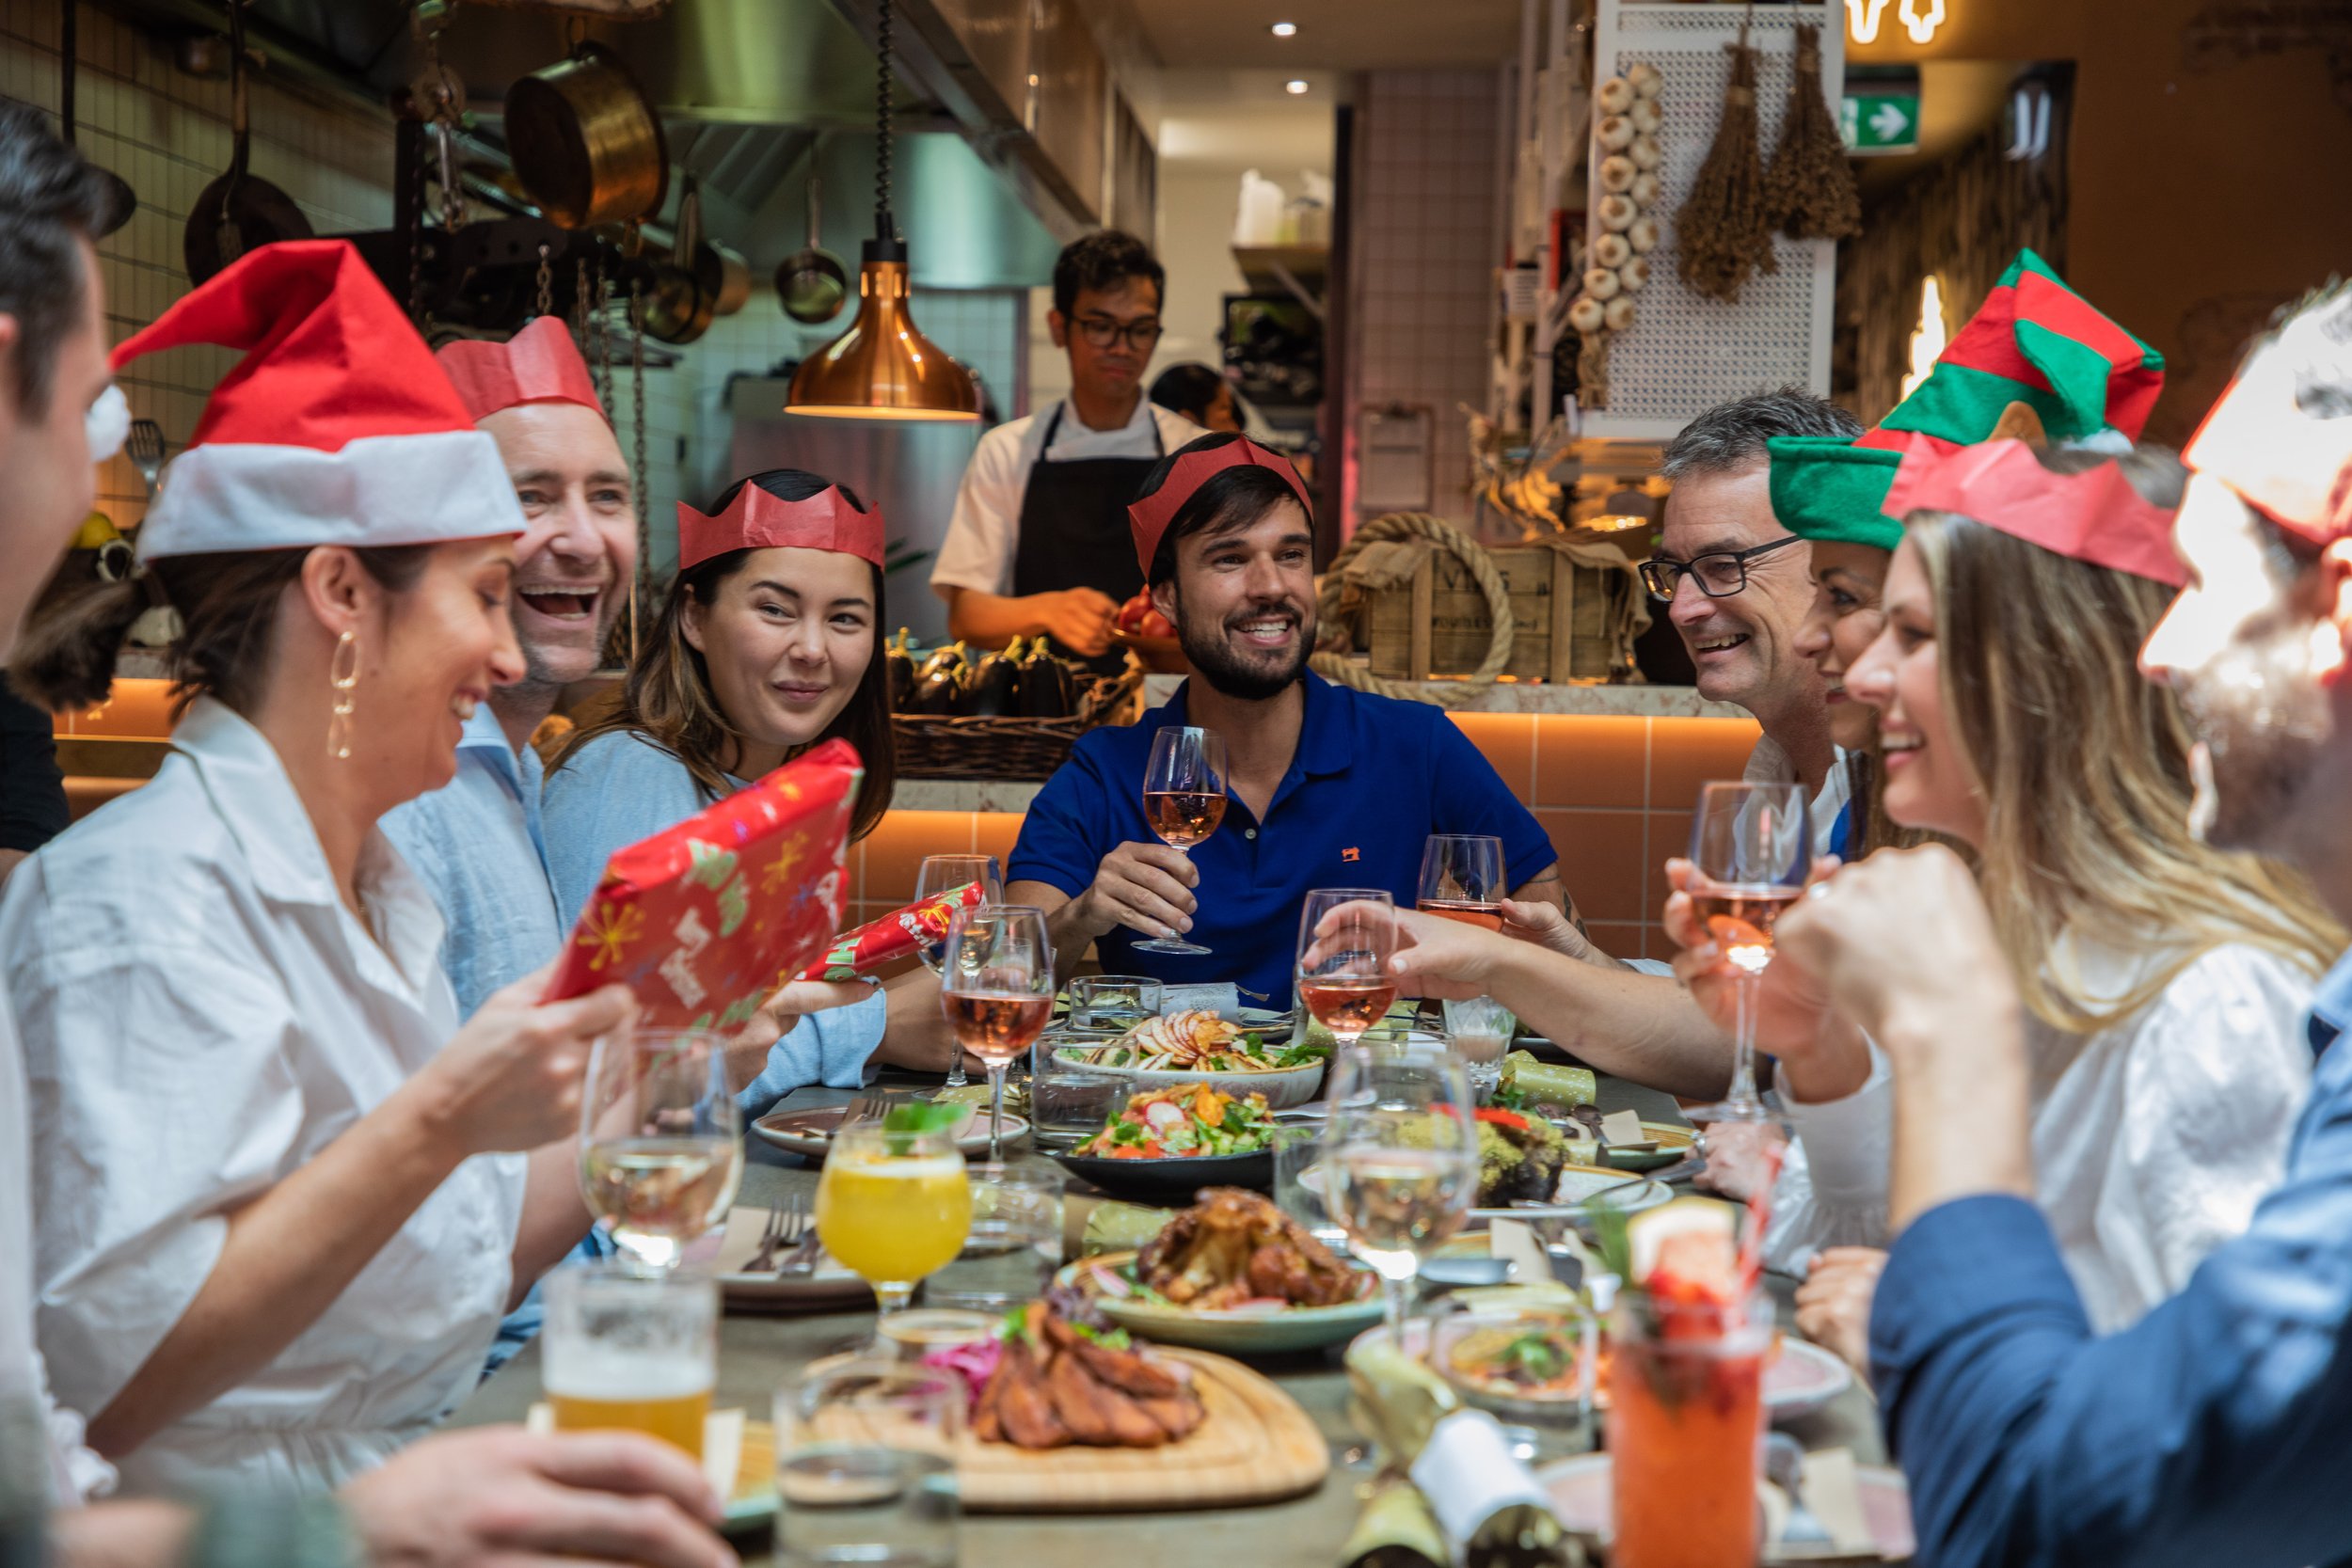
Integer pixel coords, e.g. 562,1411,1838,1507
451,1073,1887,1566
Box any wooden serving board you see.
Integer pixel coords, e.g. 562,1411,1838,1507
959,1346,1330,1513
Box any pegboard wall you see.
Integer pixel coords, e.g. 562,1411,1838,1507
1584,2,1843,439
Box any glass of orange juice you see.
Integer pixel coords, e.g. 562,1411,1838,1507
1606,1286,1772,1568
543,1262,719,1461
816,1126,973,1321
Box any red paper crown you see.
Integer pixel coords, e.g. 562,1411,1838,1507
437,315,607,425
2184,304,2352,546
1127,436,1311,577
1882,436,2185,587
676,482,885,572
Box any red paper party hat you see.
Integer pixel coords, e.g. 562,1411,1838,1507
676,482,885,572
112,240,520,560
1128,434,1311,578
437,315,607,424
1881,436,2185,587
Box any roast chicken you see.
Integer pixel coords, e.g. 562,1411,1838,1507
1136,1187,1366,1309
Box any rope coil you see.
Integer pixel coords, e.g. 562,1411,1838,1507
1311,512,1515,708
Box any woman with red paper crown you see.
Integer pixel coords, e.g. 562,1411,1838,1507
544,469,968,1104
0,243,646,1497
1657,429,2344,1373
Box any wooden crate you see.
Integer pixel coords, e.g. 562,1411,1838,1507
1364,546,1629,683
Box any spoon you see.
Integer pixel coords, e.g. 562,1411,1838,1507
1764,1433,1836,1545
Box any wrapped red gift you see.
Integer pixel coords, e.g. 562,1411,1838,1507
545,738,863,1031
795,879,987,981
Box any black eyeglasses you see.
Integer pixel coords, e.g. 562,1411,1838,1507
1638,534,1806,602
1073,315,1164,351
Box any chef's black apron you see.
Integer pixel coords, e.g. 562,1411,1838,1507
1009,404,1166,674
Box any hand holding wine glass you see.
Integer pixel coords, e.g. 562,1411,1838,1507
1295,888,1399,1046
1323,1043,1478,1348
1134,726,1228,957
1677,781,1811,1125
578,1028,743,1271
915,854,1005,1087
938,905,1056,1160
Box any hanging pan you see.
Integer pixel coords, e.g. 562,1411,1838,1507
504,41,668,230
775,160,848,324
60,2,135,234
184,0,310,284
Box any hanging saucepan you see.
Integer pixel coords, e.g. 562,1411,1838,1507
775,163,848,324
60,1,135,235
640,172,713,344
698,241,752,318
183,0,310,285
504,42,668,230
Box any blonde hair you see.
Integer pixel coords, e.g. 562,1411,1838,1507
1906,463,2344,1033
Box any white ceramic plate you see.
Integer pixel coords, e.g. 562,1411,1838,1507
1058,1251,1384,1354
1297,1163,1673,1221
749,1103,1029,1160
1044,1046,1328,1110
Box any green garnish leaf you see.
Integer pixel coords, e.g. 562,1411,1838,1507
882,1101,967,1135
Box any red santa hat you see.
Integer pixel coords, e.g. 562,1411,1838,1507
112,240,523,562
435,315,608,425
1127,434,1311,578
676,481,885,572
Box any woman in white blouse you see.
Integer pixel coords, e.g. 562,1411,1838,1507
0,244,637,1497
1663,445,2344,1354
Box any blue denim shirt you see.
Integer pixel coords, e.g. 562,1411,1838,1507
1869,945,2352,1568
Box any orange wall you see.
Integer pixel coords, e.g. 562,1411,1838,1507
1851,0,2352,444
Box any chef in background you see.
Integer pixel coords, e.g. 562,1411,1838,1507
1150,362,1244,436
930,230,1201,668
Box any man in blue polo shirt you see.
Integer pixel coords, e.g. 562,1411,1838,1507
1762,286,2352,1568
1008,433,1565,1003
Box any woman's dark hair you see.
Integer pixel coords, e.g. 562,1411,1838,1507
1150,363,1228,426
552,467,895,841
10,546,431,716
1133,433,1311,586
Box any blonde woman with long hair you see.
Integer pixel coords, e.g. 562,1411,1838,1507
1666,441,2343,1363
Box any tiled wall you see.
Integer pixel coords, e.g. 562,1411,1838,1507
1346,70,1504,532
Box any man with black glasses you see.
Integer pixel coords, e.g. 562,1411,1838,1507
931,230,1203,669
1645,388,1865,856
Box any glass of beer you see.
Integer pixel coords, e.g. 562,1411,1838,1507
816,1126,973,1321
938,904,1056,1161
1134,724,1228,957
580,1028,742,1270
1607,1285,1772,1568
1295,888,1398,1047
544,1263,719,1461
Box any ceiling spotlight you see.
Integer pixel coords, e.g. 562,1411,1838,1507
1285,78,1310,94
1270,20,1297,36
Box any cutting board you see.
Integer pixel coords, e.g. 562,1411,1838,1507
959,1345,1331,1513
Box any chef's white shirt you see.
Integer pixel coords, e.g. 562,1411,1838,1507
928,396,1203,600
0,697,527,1497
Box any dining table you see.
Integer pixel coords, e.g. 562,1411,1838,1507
452,1066,1889,1567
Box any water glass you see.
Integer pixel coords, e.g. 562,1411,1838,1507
923,1163,1065,1311
1441,995,1517,1102
1068,974,1165,1032
579,1028,741,1270
1325,1042,1478,1348
1271,1122,1346,1253
543,1263,718,1461
776,1360,961,1568
1025,1045,1130,1148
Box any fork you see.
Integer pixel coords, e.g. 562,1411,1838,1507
126,420,166,499
744,1198,792,1274
837,1091,890,1129
772,1193,823,1275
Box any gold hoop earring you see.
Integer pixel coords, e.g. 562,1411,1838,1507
326,630,360,761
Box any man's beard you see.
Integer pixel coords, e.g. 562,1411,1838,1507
2173,617,2330,852
515,588,624,695
1177,597,1314,702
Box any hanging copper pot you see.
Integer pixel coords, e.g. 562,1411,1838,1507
503,42,667,230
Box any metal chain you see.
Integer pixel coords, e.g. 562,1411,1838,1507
628,278,648,662
875,0,893,235
573,259,593,391
592,263,613,412
405,135,427,323
535,244,552,319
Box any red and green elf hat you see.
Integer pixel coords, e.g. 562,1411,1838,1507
1766,249,2164,552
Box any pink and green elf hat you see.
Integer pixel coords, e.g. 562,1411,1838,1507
1765,249,2165,552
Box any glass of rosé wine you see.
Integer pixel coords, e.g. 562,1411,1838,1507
938,904,1056,1160
1679,781,1811,1126
1295,888,1399,1048
1134,725,1228,957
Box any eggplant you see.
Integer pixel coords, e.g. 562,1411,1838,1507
1018,641,1080,719
907,641,968,715
967,636,1025,717
886,628,917,712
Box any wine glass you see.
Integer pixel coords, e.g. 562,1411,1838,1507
579,1028,743,1271
1678,781,1812,1125
1134,725,1228,957
814,1127,973,1322
1418,834,1512,1100
1295,888,1398,1048
914,854,1004,1087
938,905,1056,1160
1323,1043,1478,1348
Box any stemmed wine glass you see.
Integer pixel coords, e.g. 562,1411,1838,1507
1678,781,1812,1125
938,905,1056,1160
1295,888,1398,1047
1134,725,1228,957
1323,1043,1479,1348
1418,834,1515,1101
814,1127,972,1324
914,853,1004,1087
579,1028,743,1271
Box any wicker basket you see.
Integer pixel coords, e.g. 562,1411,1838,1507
893,665,1144,781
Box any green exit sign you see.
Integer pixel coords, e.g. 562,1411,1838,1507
1843,65,1922,155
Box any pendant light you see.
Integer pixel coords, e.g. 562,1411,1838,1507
785,0,980,420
